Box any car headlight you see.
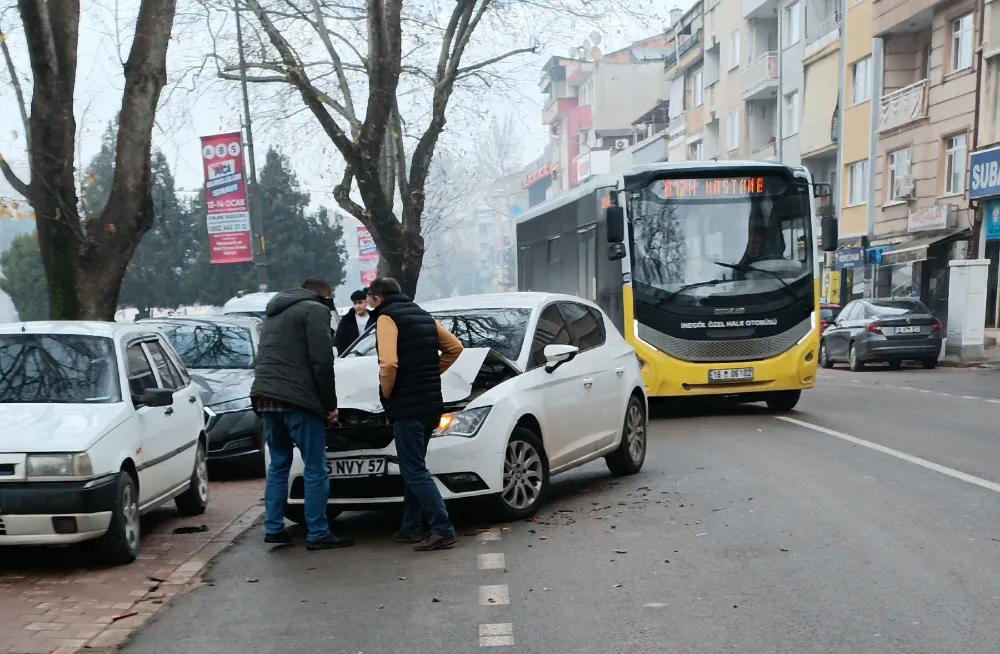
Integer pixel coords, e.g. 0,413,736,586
208,397,252,414
434,406,491,438
26,453,93,478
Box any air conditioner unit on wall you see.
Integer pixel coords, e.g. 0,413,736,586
896,175,915,200
613,138,629,150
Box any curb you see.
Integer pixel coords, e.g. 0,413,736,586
937,358,1000,369
77,503,265,653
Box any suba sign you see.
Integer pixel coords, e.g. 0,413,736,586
969,146,1000,199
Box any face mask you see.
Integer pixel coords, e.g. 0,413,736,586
320,297,335,310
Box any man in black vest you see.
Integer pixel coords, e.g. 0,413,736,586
367,277,464,551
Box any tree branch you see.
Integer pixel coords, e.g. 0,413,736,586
0,27,31,153
244,0,358,166
308,0,360,136
456,46,538,78
0,155,30,199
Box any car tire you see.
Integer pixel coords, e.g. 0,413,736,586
765,390,801,412
819,341,833,369
92,471,141,565
848,343,865,372
489,427,550,522
284,505,342,525
922,358,938,370
175,441,209,516
606,395,647,476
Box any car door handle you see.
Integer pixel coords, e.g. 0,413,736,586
164,407,174,416
583,378,593,388
188,396,198,403
615,366,625,376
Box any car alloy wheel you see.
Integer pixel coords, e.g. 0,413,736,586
195,447,209,504
626,402,646,463
502,438,544,511
122,482,140,553
819,342,830,368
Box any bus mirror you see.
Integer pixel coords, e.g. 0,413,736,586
821,215,838,252
606,206,625,244
608,243,626,261
813,183,832,199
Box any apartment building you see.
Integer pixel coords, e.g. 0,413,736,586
863,0,979,321
972,2,1000,325
522,34,673,205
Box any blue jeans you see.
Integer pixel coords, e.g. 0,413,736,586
263,410,331,543
396,416,454,537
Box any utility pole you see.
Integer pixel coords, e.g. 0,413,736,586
776,9,783,162
234,0,268,292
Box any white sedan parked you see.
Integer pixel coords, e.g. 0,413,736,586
0,322,209,564
274,292,648,522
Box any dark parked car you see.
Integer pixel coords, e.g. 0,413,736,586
819,298,942,371
141,315,264,473
819,303,841,333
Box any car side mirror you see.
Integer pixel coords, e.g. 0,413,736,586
543,344,579,373
821,215,838,252
606,206,625,244
133,388,174,408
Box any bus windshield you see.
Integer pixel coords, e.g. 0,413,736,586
627,173,813,307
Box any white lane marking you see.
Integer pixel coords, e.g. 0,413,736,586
477,528,501,542
919,389,932,393
778,416,1000,494
987,399,1000,404
479,585,510,606
962,396,977,400
938,393,953,397
478,553,505,570
480,623,514,646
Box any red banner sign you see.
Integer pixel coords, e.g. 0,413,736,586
200,132,253,264
360,268,377,285
357,226,378,265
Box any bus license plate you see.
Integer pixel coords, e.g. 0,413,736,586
708,368,754,382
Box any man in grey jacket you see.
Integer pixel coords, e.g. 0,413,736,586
251,277,352,551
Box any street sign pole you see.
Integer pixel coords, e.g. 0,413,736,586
234,0,268,291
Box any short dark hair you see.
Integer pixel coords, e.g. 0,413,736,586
350,290,367,303
301,277,331,296
367,277,401,298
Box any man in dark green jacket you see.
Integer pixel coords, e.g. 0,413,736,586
251,277,352,551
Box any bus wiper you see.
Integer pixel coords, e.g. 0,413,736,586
660,278,729,305
713,261,794,296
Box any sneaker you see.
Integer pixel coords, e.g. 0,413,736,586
413,533,458,551
392,530,423,544
264,530,293,545
306,533,354,551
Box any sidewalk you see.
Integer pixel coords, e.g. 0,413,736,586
0,478,264,654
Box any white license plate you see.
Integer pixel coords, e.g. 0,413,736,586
893,326,920,334
327,457,386,478
708,367,754,382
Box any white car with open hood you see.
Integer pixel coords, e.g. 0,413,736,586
273,292,648,523
0,322,210,564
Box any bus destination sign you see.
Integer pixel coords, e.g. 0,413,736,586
663,177,767,199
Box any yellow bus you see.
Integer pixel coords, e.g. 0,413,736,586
515,161,835,411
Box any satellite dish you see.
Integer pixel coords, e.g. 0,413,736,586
582,39,592,51
590,31,602,45
590,46,603,61
568,47,578,59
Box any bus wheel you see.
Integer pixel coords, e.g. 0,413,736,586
765,390,801,412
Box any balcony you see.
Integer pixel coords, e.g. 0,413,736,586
632,131,670,166
668,113,686,138
804,14,840,60
878,79,928,133
742,53,779,101
750,141,777,161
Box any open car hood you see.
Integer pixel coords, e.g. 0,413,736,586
333,347,491,413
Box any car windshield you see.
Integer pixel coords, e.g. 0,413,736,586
0,334,122,404
156,323,254,370
869,300,931,316
628,173,813,307
342,308,531,362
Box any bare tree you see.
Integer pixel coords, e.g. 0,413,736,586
0,1,178,320
205,0,536,297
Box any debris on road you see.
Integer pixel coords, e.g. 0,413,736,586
173,525,209,534
614,549,628,554
614,583,624,588
398,576,407,580
111,612,139,623
246,576,260,583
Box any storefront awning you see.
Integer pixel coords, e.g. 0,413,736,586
878,229,968,266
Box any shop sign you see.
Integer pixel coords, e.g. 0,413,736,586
865,245,893,265
907,206,947,232
575,153,591,183
987,200,1000,241
522,164,558,188
969,145,1000,200
834,247,864,269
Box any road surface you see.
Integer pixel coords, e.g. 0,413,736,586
120,366,1000,654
